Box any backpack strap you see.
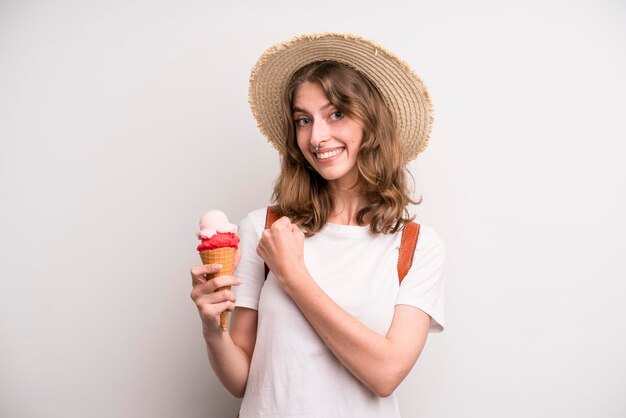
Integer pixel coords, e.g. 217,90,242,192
262,206,420,283
398,221,420,284
264,205,282,280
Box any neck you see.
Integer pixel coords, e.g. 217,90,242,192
327,182,368,226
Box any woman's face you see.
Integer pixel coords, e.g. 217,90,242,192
292,81,363,188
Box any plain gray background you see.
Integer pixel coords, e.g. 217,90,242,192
1,0,625,417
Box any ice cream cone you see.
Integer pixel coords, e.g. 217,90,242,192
200,247,236,331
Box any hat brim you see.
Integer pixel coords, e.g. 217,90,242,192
248,32,434,163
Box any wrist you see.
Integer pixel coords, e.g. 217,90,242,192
280,264,310,296
203,324,226,343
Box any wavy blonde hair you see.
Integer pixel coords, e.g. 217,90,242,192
272,61,421,236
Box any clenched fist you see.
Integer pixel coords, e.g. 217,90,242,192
256,216,306,286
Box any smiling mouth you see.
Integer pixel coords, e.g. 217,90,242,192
315,147,345,161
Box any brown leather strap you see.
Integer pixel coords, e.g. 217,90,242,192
264,205,281,279
265,204,282,227
398,221,420,284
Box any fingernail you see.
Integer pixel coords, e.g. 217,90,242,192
215,264,223,269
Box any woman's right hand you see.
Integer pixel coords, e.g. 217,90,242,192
190,263,241,337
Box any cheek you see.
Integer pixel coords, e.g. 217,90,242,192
295,131,306,151
345,127,363,151
295,133,314,164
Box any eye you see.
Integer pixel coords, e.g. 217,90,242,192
330,111,344,121
295,117,311,127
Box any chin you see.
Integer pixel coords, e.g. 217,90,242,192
318,169,359,184
315,169,345,181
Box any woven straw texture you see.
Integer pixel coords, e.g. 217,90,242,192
248,32,434,163
200,247,236,331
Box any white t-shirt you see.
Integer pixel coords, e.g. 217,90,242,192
234,207,446,418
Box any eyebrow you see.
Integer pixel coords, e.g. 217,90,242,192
292,102,333,114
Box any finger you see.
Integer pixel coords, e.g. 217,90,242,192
272,216,291,229
199,300,236,318
190,263,224,277
213,274,241,289
203,274,241,292
190,263,223,279
203,263,224,274
191,264,224,285
190,265,207,278
190,266,208,285
256,242,265,260
193,286,237,303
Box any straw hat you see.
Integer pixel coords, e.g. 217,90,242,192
248,32,434,162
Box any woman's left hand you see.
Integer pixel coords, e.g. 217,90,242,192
256,216,306,285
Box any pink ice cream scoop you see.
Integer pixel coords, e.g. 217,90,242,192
197,209,238,238
196,210,240,252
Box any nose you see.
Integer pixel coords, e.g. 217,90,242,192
310,119,331,149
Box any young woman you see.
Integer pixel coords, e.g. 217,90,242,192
190,33,446,417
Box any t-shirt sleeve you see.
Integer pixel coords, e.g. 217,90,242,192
233,212,265,310
395,225,446,332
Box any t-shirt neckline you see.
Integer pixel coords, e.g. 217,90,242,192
321,222,371,237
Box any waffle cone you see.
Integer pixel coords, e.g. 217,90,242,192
200,247,236,331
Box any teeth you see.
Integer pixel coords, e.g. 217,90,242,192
317,148,344,160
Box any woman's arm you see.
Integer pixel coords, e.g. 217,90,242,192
256,217,433,397
204,307,258,398
190,263,258,398
283,271,430,397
